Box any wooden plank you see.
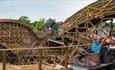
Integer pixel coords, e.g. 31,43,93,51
0,44,90,51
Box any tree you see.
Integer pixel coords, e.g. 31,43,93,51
54,22,61,33
18,16,48,31
34,18,45,31
18,16,31,24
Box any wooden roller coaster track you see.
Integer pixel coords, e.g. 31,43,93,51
0,0,114,69
0,19,46,64
61,0,115,46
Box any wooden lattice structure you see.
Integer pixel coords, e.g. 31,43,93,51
61,0,115,45
0,19,46,64
0,0,114,69
0,19,39,48
56,0,115,66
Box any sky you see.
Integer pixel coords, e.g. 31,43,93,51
0,0,97,22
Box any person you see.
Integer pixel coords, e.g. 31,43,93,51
85,36,102,65
101,40,115,63
91,37,102,53
100,41,109,63
109,40,115,60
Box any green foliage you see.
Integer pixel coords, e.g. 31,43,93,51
54,23,61,33
34,18,45,31
19,16,46,31
19,16,31,24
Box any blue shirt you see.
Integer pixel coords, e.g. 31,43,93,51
91,41,102,53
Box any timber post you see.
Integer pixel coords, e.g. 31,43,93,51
64,53,68,70
2,51,7,70
38,50,42,70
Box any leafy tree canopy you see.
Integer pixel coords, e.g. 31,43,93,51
34,18,45,31
19,16,31,24
18,16,61,32
18,16,46,31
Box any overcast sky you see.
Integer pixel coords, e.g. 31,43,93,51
0,0,97,21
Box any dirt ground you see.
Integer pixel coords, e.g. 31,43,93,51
0,64,63,70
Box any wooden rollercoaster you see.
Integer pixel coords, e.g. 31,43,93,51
0,0,114,70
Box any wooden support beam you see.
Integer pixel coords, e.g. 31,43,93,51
38,50,42,70
2,51,6,70
0,44,90,51
64,54,68,70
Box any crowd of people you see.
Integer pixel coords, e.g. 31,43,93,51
89,35,115,64
70,30,115,67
